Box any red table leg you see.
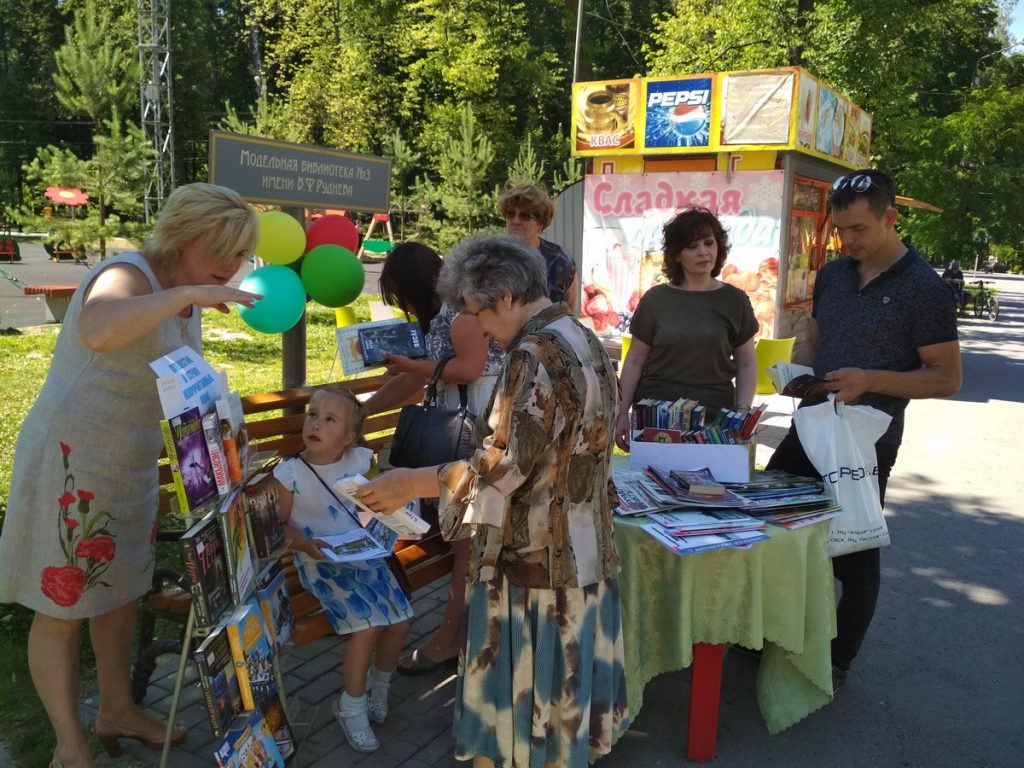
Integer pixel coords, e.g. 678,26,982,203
687,642,725,761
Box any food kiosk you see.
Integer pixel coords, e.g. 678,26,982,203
566,67,872,341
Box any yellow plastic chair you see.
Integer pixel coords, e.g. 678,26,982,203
754,336,796,394
335,305,357,327
618,333,633,377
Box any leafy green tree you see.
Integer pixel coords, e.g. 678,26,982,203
381,128,421,240
52,0,140,132
19,113,155,259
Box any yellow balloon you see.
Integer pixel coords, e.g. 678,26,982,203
256,211,306,265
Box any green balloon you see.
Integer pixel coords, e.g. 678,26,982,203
301,244,365,307
238,265,306,333
256,211,306,265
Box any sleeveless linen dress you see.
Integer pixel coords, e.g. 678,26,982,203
0,252,200,619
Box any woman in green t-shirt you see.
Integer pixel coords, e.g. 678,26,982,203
614,207,758,451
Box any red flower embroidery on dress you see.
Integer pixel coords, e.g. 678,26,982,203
74,536,116,563
42,442,118,608
40,565,87,608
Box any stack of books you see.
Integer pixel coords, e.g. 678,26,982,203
631,399,766,445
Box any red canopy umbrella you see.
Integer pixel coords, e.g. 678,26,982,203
44,187,89,206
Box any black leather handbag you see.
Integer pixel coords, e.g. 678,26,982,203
389,357,477,468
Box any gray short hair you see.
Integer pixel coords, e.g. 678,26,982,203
143,183,257,269
437,235,548,311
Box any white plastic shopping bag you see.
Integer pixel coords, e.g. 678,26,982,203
793,395,893,557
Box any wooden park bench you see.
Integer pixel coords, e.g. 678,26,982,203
0,236,20,263
132,374,454,701
43,240,86,263
22,283,77,323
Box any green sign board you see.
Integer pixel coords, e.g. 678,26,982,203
208,130,391,211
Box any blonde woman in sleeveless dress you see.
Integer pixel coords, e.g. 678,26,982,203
0,184,259,768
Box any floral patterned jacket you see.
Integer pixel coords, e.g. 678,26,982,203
438,303,620,588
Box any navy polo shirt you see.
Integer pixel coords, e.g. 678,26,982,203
810,246,958,445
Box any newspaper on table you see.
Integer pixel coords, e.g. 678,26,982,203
612,469,683,516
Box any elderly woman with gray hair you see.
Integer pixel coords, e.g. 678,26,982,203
358,235,628,768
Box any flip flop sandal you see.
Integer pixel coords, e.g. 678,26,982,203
331,699,380,752
396,648,458,676
366,683,389,725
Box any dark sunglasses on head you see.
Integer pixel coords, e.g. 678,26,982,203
831,173,876,193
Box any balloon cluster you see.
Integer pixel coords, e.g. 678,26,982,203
239,212,365,334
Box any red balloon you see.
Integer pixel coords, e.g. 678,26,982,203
305,214,359,253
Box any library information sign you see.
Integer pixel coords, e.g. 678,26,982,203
208,130,391,212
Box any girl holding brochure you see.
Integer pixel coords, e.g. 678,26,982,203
0,183,259,768
271,384,411,753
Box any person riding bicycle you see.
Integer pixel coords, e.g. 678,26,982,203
941,261,971,313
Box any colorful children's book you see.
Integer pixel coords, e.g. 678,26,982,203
243,472,287,559
213,709,285,768
254,560,294,650
161,406,219,516
219,491,256,604
223,601,295,759
179,511,232,628
193,624,242,736
224,602,276,711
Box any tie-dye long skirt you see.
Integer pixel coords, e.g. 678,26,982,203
452,574,630,766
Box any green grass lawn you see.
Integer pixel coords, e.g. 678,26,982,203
0,298,380,765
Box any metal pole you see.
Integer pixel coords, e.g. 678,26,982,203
281,207,306,391
572,0,585,83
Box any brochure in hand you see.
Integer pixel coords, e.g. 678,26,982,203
357,321,426,366
332,474,430,536
318,518,395,563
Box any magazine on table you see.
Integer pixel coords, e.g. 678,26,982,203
642,523,770,556
612,470,683,515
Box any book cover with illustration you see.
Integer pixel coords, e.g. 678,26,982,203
216,393,248,484
254,560,294,650
193,624,242,736
213,709,286,768
223,601,295,759
179,511,232,628
243,472,287,559
202,412,232,496
161,406,219,515
219,491,256,604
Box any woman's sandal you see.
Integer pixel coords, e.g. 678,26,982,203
331,699,380,753
395,648,458,676
94,721,187,757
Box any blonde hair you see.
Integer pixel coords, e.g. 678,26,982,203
497,184,556,229
309,384,367,447
143,183,257,269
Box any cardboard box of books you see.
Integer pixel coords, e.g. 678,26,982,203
628,440,754,483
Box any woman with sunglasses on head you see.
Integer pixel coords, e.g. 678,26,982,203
614,206,758,451
498,184,580,314
363,242,505,675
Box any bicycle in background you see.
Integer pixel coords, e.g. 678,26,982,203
969,280,999,321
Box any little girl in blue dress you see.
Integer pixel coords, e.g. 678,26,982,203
272,384,411,752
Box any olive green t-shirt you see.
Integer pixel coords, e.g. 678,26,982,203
629,282,758,413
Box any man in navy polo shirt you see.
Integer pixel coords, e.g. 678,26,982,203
768,169,961,688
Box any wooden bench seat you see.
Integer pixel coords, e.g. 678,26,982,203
23,284,77,323
132,376,454,701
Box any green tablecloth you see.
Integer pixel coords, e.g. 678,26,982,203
614,517,836,735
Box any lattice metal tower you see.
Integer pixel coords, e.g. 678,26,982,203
137,0,176,222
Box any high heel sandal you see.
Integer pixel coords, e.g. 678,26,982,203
94,723,187,757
